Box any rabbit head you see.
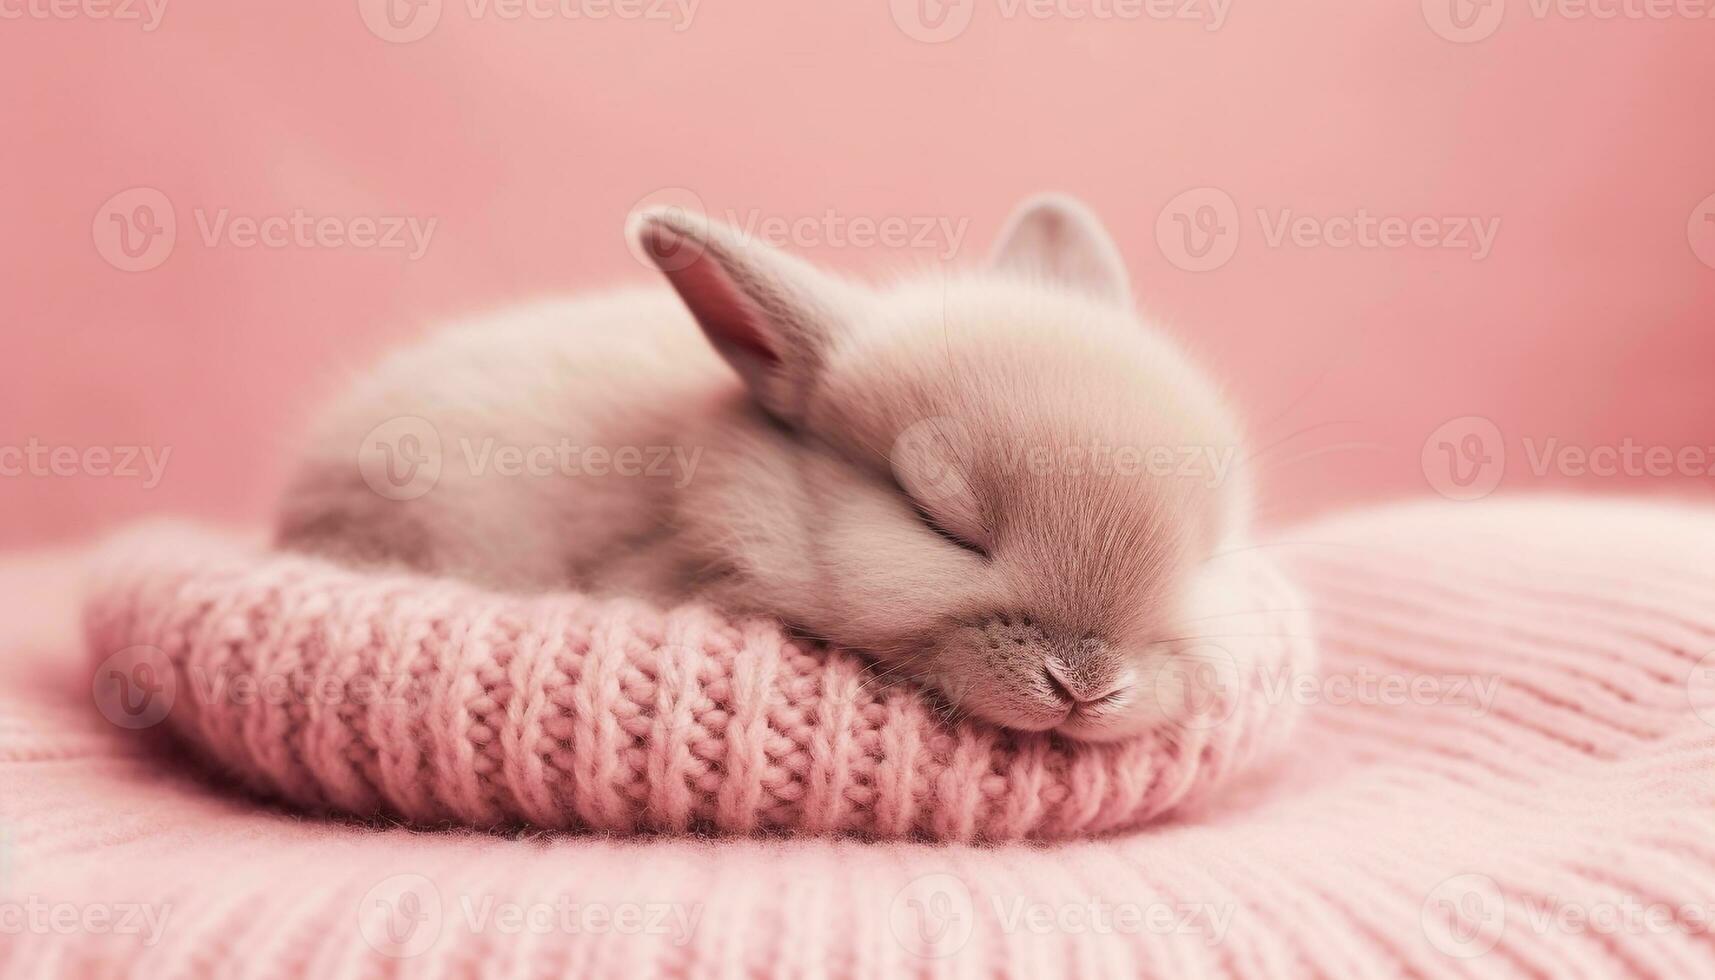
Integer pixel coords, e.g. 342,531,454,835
633,194,1248,741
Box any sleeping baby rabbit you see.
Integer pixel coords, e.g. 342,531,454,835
277,194,1251,742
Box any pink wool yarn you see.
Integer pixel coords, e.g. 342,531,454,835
80,525,1313,841
8,497,1715,976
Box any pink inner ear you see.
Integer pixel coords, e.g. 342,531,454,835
645,223,781,366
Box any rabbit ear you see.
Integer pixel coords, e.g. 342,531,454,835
631,207,854,424
991,193,1131,307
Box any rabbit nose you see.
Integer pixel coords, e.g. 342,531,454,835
1043,655,1132,706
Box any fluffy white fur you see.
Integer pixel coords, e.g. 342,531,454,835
278,194,1251,741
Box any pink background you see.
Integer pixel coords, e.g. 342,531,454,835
3,1,1713,548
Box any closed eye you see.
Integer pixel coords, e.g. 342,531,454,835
909,498,989,558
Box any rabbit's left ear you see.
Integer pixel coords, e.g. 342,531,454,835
631,206,859,426
991,193,1131,307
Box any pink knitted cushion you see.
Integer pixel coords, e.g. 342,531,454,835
80,524,1313,841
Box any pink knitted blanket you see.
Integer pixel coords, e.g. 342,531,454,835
78,527,1313,841
5,497,1714,977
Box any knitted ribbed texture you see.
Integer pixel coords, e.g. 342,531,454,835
4,497,1714,978
76,525,1311,842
